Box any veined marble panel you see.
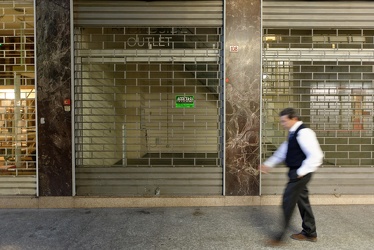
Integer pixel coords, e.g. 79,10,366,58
225,0,261,195
36,0,72,196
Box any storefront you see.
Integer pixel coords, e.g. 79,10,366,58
1,1,373,203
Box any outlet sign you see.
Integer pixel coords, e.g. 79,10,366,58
175,95,195,108
127,35,172,48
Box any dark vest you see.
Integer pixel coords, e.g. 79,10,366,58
285,124,306,170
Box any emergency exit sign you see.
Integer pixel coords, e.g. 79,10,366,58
175,95,195,108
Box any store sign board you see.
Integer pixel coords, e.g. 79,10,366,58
175,95,195,108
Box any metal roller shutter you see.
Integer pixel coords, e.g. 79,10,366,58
0,0,36,196
263,1,374,28
262,1,374,195
73,1,224,196
74,0,223,27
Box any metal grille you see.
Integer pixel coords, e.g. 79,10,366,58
0,0,36,195
74,27,223,196
262,28,374,195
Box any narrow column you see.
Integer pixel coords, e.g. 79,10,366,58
225,0,261,195
35,0,72,196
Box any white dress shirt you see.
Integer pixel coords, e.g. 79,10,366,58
263,121,324,177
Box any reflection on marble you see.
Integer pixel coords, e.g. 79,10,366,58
36,0,72,196
225,0,261,195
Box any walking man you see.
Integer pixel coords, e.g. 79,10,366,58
259,107,323,246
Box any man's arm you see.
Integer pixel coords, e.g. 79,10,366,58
260,141,288,173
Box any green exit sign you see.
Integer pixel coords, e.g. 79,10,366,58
175,95,195,108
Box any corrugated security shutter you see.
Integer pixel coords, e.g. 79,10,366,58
0,0,37,196
262,1,374,195
263,1,374,28
74,0,223,27
73,1,224,196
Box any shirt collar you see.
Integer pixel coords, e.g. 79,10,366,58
289,121,303,132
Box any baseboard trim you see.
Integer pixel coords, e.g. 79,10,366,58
1,195,373,209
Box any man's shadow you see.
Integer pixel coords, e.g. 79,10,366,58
239,205,299,239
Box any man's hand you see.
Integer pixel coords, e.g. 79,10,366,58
259,164,270,174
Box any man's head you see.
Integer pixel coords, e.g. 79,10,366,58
279,108,300,131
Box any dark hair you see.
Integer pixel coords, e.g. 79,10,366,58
279,107,300,120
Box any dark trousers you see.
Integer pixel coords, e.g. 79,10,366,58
276,171,317,240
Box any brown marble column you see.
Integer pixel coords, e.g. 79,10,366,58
36,0,72,196
225,0,261,195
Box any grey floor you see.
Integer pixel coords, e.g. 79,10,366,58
0,205,373,250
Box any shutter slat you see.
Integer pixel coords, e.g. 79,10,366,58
74,1,223,27
263,1,374,28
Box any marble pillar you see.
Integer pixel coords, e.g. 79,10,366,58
225,0,261,195
36,0,72,196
